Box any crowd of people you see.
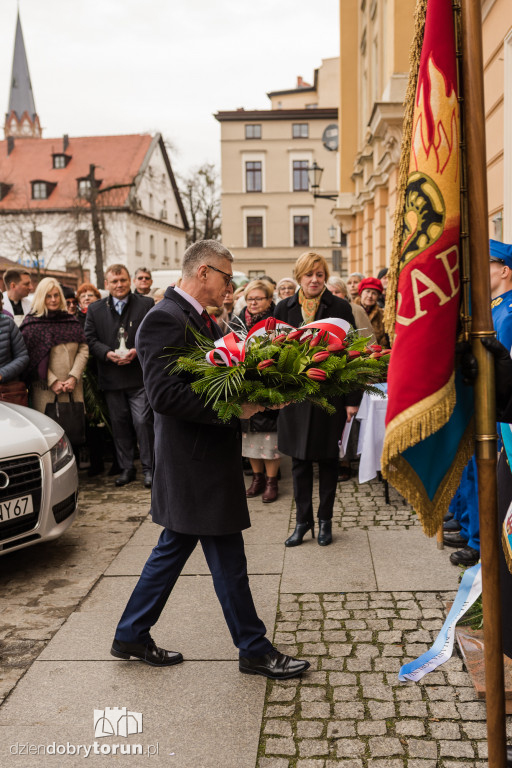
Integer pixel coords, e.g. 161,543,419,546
0,252,394,551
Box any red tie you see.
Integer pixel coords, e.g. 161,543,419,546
201,310,212,331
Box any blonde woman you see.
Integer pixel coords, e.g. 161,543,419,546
274,252,360,546
20,278,88,414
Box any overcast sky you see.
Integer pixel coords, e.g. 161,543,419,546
0,0,339,177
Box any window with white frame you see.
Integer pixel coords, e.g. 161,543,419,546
293,215,310,247
246,217,263,247
245,161,262,192
292,123,309,139
293,160,309,191
245,124,261,139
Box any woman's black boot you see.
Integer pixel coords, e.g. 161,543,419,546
317,520,332,546
285,520,315,547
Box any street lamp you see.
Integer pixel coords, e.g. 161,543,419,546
307,162,338,201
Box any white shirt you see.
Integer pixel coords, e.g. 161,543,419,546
1,292,32,326
174,286,204,317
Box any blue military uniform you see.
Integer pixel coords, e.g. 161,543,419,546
447,240,512,560
492,289,512,352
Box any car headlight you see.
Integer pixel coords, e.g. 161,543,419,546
51,435,74,473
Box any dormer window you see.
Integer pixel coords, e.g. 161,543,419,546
78,179,91,197
0,182,12,201
52,153,71,169
77,177,101,197
31,181,56,200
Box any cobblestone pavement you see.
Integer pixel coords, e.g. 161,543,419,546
261,475,510,768
0,469,150,705
334,475,420,530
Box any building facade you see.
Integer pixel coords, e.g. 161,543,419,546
334,0,415,277
482,0,512,243
334,0,512,276
216,58,343,281
0,14,188,284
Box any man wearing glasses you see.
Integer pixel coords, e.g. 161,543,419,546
111,239,310,681
133,268,153,296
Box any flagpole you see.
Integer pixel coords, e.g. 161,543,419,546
460,1,506,765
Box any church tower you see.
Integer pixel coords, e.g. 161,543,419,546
4,12,42,139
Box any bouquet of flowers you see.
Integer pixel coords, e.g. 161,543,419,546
166,317,390,422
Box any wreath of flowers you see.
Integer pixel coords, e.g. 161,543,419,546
165,317,390,422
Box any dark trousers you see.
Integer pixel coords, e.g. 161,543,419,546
115,528,274,659
291,457,339,523
104,387,154,473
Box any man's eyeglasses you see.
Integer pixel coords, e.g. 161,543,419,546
490,257,505,265
207,264,233,286
136,275,151,280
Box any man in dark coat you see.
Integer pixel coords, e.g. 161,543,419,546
110,240,310,680
85,264,154,487
274,254,361,546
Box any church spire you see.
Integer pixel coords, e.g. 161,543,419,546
4,12,42,139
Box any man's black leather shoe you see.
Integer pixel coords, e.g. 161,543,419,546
449,546,480,566
239,649,310,679
110,638,183,667
443,518,461,532
443,531,468,548
115,469,136,487
143,472,152,489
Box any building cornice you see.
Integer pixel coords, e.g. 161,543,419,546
214,108,338,122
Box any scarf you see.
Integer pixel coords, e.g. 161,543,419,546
244,307,270,330
20,311,87,379
298,287,326,323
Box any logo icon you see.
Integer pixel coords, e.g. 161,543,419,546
93,707,143,738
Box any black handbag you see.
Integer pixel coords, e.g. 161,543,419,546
45,393,86,446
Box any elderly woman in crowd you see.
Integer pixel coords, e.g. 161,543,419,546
0,292,29,399
326,277,370,337
20,278,88,414
346,272,365,303
354,277,388,346
149,287,166,304
276,277,298,302
76,283,102,327
217,280,235,334
274,252,360,546
234,279,281,502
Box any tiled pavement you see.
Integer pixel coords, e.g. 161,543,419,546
0,464,509,767
259,473,509,768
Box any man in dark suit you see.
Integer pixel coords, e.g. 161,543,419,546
110,240,310,680
85,264,154,487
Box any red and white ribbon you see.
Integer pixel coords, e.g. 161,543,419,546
205,317,351,367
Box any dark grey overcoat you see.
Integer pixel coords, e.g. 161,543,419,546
274,290,361,461
135,287,250,535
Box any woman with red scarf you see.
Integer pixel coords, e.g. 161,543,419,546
76,283,102,327
233,279,280,503
20,278,88,414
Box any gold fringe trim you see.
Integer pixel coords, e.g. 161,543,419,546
384,419,474,537
502,526,512,576
382,373,456,469
384,0,428,340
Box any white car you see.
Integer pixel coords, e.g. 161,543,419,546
0,402,79,555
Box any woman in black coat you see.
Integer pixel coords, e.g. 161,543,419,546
233,280,280,503
274,252,360,547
